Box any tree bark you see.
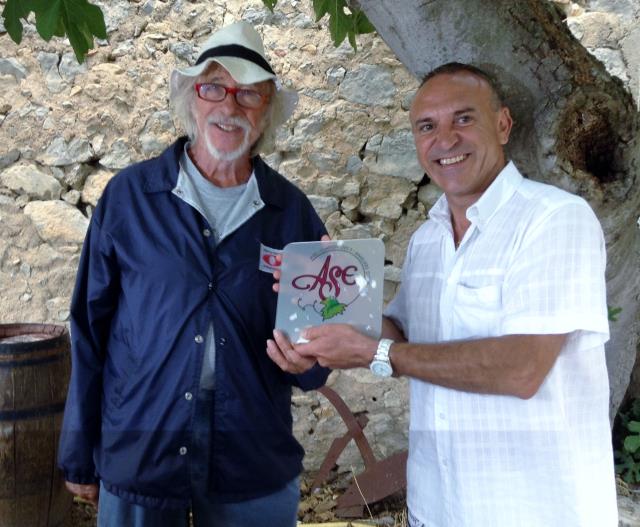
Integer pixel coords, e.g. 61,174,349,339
355,0,640,417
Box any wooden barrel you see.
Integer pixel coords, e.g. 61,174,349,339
0,323,73,527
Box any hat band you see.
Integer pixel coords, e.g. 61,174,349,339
195,44,275,76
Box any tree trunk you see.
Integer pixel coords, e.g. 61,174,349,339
355,0,640,417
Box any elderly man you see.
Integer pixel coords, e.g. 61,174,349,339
58,21,328,527
270,63,617,526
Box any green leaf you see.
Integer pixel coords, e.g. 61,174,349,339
312,0,330,21
347,30,356,51
35,0,62,41
2,0,29,44
629,421,640,433
328,0,349,47
624,434,640,453
320,297,347,321
84,2,107,39
58,0,108,63
261,0,278,11
353,10,375,34
608,305,622,322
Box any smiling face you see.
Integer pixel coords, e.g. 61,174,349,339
192,63,273,162
410,71,513,210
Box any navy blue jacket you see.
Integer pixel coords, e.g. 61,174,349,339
58,138,329,509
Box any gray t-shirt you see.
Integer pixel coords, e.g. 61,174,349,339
173,144,264,390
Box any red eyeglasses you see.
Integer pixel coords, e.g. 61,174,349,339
194,83,268,109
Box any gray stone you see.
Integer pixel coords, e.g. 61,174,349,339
140,110,176,155
590,47,629,83
101,139,132,169
365,129,423,182
584,0,638,17
170,42,194,60
112,40,135,58
384,265,402,283
291,13,314,29
56,164,92,190
37,52,67,94
418,183,443,209
339,64,396,107
308,152,340,172
58,52,87,83
141,0,155,15
300,88,334,102
339,223,375,239
0,58,28,81
23,200,89,245
286,111,326,150
621,27,640,105
62,189,81,205
241,6,286,26
39,136,94,166
618,494,640,526
568,12,624,47
82,169,115,206
345,155,363,175
326,66,346,86
360,174,415,220
0,164,62,200
93,0,130,32
45,297,71,322
308,195,339,222
0,149,20,170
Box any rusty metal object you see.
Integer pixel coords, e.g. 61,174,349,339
313,386,408,518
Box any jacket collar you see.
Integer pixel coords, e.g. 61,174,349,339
142,137,285,209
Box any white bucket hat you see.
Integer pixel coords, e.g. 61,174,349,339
172,21,298,125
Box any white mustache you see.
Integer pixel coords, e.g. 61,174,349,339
206,115,252,132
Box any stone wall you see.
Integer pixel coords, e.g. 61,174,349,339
0,0,637,472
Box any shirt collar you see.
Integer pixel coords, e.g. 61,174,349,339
142,137,285,209
428,161,523,231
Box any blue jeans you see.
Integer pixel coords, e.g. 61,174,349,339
97,478,300,527
97,389,300,527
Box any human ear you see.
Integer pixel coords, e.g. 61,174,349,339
497,107,513,145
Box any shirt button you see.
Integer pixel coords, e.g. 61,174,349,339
438,412,445,420
252,200,260,207
203,228,211,237
179,446,187,456
195,334,204,344
184,392,193,401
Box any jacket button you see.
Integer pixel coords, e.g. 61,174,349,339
218,337,226,345
208,282,214,290
179,446,187,456
184,392,193,401
203,228,211,237
195,335,204,344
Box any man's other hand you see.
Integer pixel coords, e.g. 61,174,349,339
267,329,317,374
65,481,99,508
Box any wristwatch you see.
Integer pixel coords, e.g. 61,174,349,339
369,338,394,377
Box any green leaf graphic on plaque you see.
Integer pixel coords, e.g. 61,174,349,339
320,297,347,320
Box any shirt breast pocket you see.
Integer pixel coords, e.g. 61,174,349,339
453,284,502,338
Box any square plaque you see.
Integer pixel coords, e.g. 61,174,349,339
275,238,385,343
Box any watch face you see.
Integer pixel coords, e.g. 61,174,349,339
371,360,392,377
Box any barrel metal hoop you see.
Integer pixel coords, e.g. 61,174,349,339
0,324,68,354
0,353,65,368
0,402,66,421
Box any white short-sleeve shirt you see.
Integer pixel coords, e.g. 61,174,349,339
385,162,617,527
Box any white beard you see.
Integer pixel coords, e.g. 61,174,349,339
204,116,253,162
